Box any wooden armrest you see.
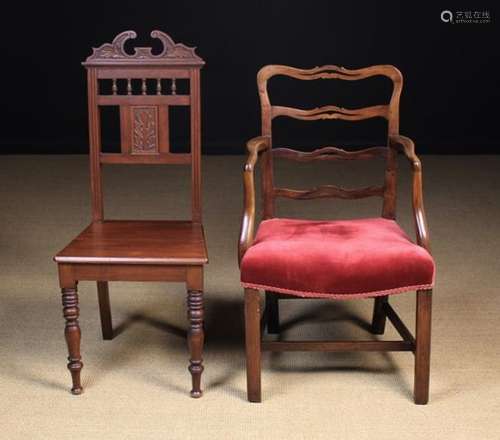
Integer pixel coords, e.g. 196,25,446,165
389,135,431,253
239,136,271,264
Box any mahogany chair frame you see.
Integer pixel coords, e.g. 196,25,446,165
54,31,207,397
239,65,432,404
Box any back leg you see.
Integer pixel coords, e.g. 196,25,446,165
265,291,280,334
371,295,388,334
97,281,113,340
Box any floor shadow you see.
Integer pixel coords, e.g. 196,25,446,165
97,297,246,392
1,362,69,393
278,300,373,334
113,312,187,339
204,297,245,348
109,297,244,348
134,372,191,397
262,300,414,400
5,296,412,398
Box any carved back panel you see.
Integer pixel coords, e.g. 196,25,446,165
256,64,403,220
83,30,205,222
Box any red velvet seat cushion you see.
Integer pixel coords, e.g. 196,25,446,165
241,218,435,298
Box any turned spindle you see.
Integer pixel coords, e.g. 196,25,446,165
156,78,162,95
141,78,147,95
171,78,177,95
112,79,117,95
127,78,132,95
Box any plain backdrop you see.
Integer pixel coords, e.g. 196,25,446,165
0,1,498,154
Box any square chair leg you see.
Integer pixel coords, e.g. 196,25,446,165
97,281,113,340
414,289,432,404
245,288,262,402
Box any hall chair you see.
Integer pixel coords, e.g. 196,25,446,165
239,65,435,404
54,31,207,397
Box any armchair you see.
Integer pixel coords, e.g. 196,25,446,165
239,65,435,404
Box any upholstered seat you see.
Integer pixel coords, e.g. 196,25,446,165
241,217,434,298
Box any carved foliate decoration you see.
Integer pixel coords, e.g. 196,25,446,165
84,30,204,66
132,107,158,154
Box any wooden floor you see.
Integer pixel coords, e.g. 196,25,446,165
0,155,499,439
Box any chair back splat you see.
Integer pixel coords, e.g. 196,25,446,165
83,30,205,222
256,65,403,220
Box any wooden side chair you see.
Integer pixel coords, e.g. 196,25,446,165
239,65,435,404
54,31,207,397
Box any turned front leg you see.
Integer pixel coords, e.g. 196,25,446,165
187,289,204,398
62,286,83,395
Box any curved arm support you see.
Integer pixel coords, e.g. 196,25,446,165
389,135,431,253
238,136,271,265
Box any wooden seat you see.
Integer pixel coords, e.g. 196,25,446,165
54,30,207,398
55,221,208,265
240,65,434,405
